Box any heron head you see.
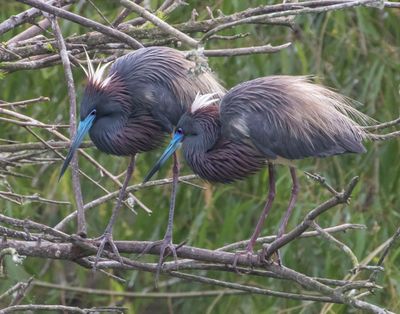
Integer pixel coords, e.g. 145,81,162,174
58,57,127,180
143,93,220,183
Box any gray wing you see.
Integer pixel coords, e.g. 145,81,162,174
220,76,366,160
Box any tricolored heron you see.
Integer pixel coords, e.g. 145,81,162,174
59,46,225,267
144,76,370,261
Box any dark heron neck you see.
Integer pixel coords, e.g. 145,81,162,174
87,80,166,156
182,107,265,183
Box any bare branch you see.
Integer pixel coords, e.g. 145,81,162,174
48,14,86,236
0,96,50,108
203,43,292,57
0,141,93,153
118,0,198,47
15,0,143,49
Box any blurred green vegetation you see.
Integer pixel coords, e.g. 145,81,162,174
1,1,399,313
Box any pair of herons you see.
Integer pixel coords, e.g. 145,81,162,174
60,46,372,275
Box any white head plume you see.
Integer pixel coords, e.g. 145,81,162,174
80,49,113,89
191,92,219,113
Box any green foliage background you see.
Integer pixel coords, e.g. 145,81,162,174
1,1,399,313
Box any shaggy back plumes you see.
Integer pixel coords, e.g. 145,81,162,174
107,47,225,111
220,76,371,159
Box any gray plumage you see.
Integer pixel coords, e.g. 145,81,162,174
221,76,367,160
169,76,369,183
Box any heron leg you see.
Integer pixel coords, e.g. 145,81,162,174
246,162,276,252
140,152,180,285
232,163,276,268
93,154,136,270
275,166,298,264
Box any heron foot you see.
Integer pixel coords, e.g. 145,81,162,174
92,231,123,271
232,249,256,274
260,244,282,266
140,236,181,286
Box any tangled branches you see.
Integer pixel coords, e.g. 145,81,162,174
1,1,400,313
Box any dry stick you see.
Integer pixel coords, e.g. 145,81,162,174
368,131,400,141
0,45,22,61
1,43,293,71
31,280,247,298
118,0,183,29
0,0,59,36
2,179,363,268
263,177,359,259
363,116,400,131
384,1,400,8
0,191,70,206
0,117,68,128
7,1,74,44
170,272,337,303
0,213,70,240
54,175,198,231
0,237,387,311
70,245,343,305
218,223,366,251
3,1,398,64
15,0,143,49
23,126,116,210
49,15,86,237
369,226,400,282
0,279,32,302
169,271,392,314
8,17,52,45
203,43,292,57
0,96,50,108
87,0,114,27
0,141,93,153
7,278,33,307
201,0,378,42
113,8,133,26
118,0,198,47
312,221,359,269
0,305,124,314
0,54,62,71
84,262,343,304
321,235,398,314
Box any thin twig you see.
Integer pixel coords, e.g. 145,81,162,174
118,0,198,47
0,96,50,108
48,14,86,236
16,0,143,49
312,221,359,269
203,43,292,57
31,280,248,298
0,141,93,153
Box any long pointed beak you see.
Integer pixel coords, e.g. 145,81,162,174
143,132,183,183
59,114,95,180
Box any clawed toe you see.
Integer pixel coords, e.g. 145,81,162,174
155,238,179,284
260,244,281,266
137,237,181,285
232,249,256,274
92,232,123,271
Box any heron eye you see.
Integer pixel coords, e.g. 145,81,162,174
90,109,97,116
176,128,184,135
